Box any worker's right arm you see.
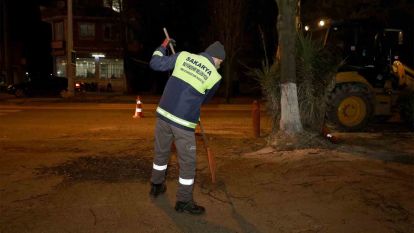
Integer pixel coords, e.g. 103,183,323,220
203,81,221,104
149,46,180,72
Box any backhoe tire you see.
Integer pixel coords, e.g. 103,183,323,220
326,84,374,131
398,92,414,131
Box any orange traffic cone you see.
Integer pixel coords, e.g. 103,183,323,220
133,96,143,118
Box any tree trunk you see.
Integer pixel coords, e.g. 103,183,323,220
207,0,245,103
115,0,132,94
280,83,302,134
276,0,303,135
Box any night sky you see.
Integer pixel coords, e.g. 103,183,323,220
5,0,52,74
3,0,278,76
3,0,414,81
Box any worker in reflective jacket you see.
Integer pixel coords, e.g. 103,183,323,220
149,39,225,215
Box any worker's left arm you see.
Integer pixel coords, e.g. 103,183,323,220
149,42,180,72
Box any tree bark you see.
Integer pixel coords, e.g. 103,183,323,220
280,83,303,134
276,0,303,135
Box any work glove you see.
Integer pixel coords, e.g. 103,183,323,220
161,38,176,48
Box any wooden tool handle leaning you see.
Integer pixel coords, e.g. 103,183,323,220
163,27,176,54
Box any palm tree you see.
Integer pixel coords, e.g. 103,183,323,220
251,0,341,148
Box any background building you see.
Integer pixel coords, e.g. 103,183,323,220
40,0,126,92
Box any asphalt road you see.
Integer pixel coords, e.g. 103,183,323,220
0,101,271,233
1,101,413,233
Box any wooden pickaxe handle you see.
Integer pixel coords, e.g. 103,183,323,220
163,27,176,54
199,121,216,184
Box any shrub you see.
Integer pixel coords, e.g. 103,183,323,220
249,32,341,133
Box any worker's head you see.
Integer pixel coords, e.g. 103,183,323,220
205,41,225,69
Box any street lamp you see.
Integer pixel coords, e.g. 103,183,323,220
91,53,105,59
318,20,326,27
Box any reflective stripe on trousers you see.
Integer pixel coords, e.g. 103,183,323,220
151,118,197,202
153,163,167,171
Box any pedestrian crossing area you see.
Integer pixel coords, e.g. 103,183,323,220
0,109,22,116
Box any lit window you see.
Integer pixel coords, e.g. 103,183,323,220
54,21,64,41
55,57,67,77
76,58,96,78
99,58,123,79
79,23,95,39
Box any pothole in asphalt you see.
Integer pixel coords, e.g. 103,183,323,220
37,155,179,182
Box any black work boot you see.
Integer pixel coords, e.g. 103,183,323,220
149,183,166,197
175,201,205,215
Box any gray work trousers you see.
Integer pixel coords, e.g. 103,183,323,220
151,118,197,202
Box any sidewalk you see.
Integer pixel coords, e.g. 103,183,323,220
0,92,262,105
0,92,146,104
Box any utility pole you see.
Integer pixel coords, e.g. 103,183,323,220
66,0,75,95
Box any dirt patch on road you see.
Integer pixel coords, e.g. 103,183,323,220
37,155,179,183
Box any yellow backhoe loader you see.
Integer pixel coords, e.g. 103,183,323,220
309,20,414,130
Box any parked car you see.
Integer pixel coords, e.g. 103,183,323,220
75,81,98,92
7,74,68,97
